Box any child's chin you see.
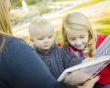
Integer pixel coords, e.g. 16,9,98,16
43,46,51,50
77,47,85,50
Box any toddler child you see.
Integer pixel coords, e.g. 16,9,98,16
28,17,82,79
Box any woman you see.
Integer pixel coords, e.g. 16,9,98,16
0,0,99,88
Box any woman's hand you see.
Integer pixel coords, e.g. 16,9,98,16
77,76,100,88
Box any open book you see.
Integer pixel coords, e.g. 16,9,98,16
58,35,110,86
57,56,110,85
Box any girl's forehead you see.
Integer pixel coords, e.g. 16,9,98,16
65,26,88,33
65,23,88,30
66,29,88,36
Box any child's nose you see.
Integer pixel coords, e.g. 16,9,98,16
76,40,82,45
44,38,49,43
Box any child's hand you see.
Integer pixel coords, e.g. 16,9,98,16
83,48,90,58
82,58,94,63
77,76,100,88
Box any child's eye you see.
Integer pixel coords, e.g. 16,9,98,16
80,35,85,39
38,37,44,40
48,35,53,38
69,37,76,41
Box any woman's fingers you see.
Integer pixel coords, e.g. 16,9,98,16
83,76,100,88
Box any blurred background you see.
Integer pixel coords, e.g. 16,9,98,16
11,0,110,44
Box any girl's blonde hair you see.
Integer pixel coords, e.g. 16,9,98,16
0,0,12,50
62,12,97,57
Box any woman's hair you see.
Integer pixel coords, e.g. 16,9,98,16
0,0,12,50
62,12,97,57
0,0,12,34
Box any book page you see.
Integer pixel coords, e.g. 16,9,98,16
58,56,110,85
63,62,108,85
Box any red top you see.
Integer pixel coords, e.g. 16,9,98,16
96,34,110,86
96,34,107,48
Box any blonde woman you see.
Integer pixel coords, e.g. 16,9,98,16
0,0,99,88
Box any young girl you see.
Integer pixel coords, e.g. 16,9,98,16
62,12,96,58
62,12,110,88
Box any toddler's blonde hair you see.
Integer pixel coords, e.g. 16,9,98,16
29,17,53,39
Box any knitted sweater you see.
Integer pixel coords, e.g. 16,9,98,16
35,44,82,79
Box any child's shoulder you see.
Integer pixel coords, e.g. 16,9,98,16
52,43,62,51
61,46,76,58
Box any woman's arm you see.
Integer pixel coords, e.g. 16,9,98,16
1,37,75,88
0,37,98,88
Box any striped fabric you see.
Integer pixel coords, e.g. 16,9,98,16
94,35,110,58
93,35,110,86
34,44,82,79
